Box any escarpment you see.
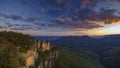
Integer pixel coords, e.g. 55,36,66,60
24,40,60,68
0,31,60,68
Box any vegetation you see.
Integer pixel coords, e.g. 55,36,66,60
52,36,120,68
53,46,120,68
0,31,59,68
54,50,105,68
0,31,34,52
34,50,50,68
0,31,34,68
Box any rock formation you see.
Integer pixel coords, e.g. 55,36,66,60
23,40,60,68
40,41,51,51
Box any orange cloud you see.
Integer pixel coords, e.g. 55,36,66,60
82,0,96,4
83,0,90,4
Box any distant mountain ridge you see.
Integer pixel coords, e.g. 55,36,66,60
33,36,61,41
51,34,120,48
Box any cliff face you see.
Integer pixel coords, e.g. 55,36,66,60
0,31,59,68
23,40,60,68
22,49,38,68
37,40,51,51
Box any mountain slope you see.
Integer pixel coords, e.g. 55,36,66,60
54,50,105,68
52,35,120,68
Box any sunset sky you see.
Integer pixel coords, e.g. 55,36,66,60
0,0,120,36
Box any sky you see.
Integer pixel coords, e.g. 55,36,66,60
0,0,120,36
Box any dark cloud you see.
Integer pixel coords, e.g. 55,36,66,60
33,22,46,27
23,17,39,22
20,0,38,4
20,0,67,8
52,18,103,29
0,13,39,22
10,28,25,30
116,0,120,2
75,21,103,29
39,0,67,8
83,8,120,24
9,24,38,30
54,18,72,24
14,24,21,26
51,6,120,29
8,15,22,20
5,22,14,27
0,13,22,21
97,8,120,24
0,13,22,20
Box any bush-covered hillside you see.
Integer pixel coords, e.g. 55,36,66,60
0,31,35,68
54,46,120,68
0,31,34,52
52,36,120,68
54,50,105,68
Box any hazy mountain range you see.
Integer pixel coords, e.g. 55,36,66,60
49,35,120,68
51,35,119,47
34,34,120,47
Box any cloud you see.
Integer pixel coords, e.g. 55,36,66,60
23,17,39,22
0,13,22,20
20,0,38,4
56,18,103,29
0,13,39,22
53,18,72,24
1,0,120,33
51,6,120,30
98,8,120,24
7,15,22,20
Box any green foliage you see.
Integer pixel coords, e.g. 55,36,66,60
51,46,59,52
99,47,120,68
0,42,25,68
0,31,34,52
54,50,105,68
0,31,34,68
55,45,120,68
34,50,50,68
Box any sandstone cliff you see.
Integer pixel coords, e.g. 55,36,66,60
23,40,60,68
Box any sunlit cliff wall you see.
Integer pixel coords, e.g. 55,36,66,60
23,40,60,68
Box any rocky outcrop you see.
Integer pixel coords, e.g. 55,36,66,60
23,40,60,68
37,40,60,68
37,40,51,51
38,47,60,68
22,47,38,68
